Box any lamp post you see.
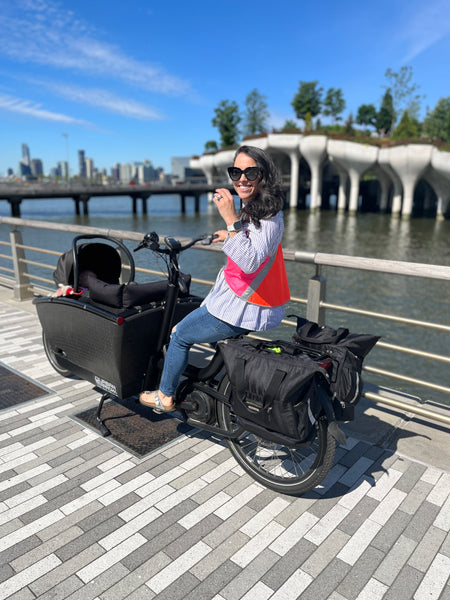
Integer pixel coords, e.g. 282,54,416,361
62,133,70,183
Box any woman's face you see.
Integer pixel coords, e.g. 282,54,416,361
232,153,260,203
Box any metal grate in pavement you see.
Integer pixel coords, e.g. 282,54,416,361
72,397,193,457
0,363,51,409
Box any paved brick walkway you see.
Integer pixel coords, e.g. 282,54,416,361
0,297,449,599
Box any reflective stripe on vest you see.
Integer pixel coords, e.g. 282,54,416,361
224,244,290,307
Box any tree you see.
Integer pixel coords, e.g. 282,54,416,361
392,110,420,139
204,140,218,153
423,97,450,141
384,66,423,131
291,81,323,123
281,119,300,132
376,89,395,135
212,100,241,148
356,104,378,129
323,87,346,122
243,89,269,136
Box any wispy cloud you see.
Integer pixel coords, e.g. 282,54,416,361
32,81,166,121
0,93,93,126
399,0,450,62
0,0,192,96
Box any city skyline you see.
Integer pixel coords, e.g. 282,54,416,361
1,0,450,176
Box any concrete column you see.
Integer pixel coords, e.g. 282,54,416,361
327,140,378,216
430,147,450,221
267,134,302,208
329,159,349,212
383,145,433,219
378,152,403,217
300,135,328,212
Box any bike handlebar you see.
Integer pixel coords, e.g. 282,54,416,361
133,232,218,253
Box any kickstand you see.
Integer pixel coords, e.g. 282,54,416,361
96,392,111,437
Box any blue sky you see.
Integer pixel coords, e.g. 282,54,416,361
1,0,449,177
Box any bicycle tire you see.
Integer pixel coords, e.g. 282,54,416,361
217,375,336,496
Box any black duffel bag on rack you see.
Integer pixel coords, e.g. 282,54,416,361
218,338,334,446
290,317,380,421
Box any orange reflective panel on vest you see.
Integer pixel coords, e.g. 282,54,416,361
224,244,290,307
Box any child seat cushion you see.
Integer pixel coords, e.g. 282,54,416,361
87,275,191,308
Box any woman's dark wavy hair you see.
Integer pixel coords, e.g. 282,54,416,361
234,145,284,228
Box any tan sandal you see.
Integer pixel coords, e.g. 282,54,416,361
139,390,175,413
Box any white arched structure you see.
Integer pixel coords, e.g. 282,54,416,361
191,135,450,219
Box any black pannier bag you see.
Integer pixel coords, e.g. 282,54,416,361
290,317,380,421
218,338,333,446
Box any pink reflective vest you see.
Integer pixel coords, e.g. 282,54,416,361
224,244,290,307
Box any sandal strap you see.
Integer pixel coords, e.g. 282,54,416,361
153,390,164,411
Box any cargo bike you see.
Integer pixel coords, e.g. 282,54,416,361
34,232,378,496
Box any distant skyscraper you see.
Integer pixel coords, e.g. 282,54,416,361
78,150,86,178
30,159,43,177
21,143,31,166
85,157,94,180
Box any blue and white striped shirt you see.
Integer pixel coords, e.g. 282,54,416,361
202,211,286,331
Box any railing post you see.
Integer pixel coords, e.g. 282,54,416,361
10,229,33,301
306,266,326,325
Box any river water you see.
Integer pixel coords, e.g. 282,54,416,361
1,194,449,406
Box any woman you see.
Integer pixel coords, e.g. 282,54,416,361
140,145,290,412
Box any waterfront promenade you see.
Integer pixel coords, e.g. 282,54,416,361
0,287,449,599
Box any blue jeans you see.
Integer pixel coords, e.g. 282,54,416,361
159,305,249,396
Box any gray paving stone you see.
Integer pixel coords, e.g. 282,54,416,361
301,529,351,578
403,500,441,542
191,471,239,504
337,546,385,599
408,525,447,572
184,559,242,600
190,531,249,581
147,571,199,600
28,543,105,596
122,525,185,571
296,557,351,600
383,564,422,600
400,478,434,515
372,509,412,553
338,495,380,536
338,441,372,468
36,574,84,599
262,538,317,590
0,535,42,566
10,526,84,572
165,514,223,560
63,563,130,600
56,515,125,561
202,506,255,549
220,548,280,600
8,588,37,600
441,531,450,558
396,462,427,493
374,534,417,586
0,563,15,585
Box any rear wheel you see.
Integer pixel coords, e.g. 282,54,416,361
42,333,75,378
216,376,336,496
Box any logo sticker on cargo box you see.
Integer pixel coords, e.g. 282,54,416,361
94,376,117,396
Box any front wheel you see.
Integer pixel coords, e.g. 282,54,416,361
217,376,336,496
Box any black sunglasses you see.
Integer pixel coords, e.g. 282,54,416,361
227,166,261,181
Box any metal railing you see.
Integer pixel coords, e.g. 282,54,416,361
1,216,449,427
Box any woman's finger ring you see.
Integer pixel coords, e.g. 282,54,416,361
216,194,222,200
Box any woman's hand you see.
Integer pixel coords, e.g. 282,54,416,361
212,188,239,227
213,230,228,242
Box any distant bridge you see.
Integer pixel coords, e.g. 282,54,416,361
0,182,240,217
